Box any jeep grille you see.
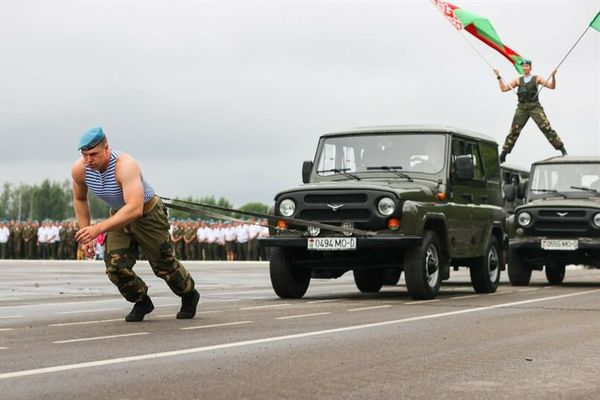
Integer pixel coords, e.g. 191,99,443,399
524,208,600,237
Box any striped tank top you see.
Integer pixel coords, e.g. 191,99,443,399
85,150,155,211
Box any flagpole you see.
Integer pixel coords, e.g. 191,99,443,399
456,30,518,95
535,24,592,98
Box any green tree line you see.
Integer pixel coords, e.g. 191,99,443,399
0,180,269,221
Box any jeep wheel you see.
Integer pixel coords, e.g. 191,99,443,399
470,237,502,293
545,262,566,285
404,231,442,300
507,248,532,286
269,248,311,299
354,269,385,293
383,269,402,286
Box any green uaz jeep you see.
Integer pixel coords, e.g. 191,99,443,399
507,156,600,285
261,125,507,300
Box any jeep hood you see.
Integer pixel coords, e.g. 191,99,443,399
518,197,600,211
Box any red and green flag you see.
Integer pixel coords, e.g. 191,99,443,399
432,0,525,74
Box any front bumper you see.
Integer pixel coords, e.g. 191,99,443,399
510,237,600,250
259,236,421,249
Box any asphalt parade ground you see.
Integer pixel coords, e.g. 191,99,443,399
1,261,600,399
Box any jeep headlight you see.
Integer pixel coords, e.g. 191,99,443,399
593,213,600,228
279,199,296,217
377,197,395,216
517,212,532,227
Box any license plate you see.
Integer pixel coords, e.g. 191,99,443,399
307,237,357,251
541,239,578,251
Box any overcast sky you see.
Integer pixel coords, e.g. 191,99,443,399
1,0,599,206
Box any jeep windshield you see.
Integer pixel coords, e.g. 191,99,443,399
315,133,446,179
529,163,600,198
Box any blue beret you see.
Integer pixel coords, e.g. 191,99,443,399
78,127,105,150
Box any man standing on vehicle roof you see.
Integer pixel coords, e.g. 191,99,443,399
494,59,567,163
71,126,200,322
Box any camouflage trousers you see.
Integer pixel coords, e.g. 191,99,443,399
104,197,195,303
503,102,564,153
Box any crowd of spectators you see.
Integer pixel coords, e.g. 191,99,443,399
0,218,271,261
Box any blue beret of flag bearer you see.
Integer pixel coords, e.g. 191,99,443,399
78,126,106,151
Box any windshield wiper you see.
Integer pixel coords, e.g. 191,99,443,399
317,168,361,181
570,186,600,197
530,188,568,198
366,166,413,182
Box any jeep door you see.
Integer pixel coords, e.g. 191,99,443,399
447,138,489,257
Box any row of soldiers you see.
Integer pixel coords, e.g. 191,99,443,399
0,220,80,260
170,219,270,261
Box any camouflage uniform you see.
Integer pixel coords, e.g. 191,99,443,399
22,223,36,259
104,197,195,303
183,223,197,260
12,224,23,259
503,75,564,153
171,222,184,260
64,224,77,260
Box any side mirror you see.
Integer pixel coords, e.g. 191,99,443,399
503,183,516,202
302,161,313,184
455,155,475,180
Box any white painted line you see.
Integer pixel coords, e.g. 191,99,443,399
276,312,332,320
0,297,175,310
0,328,14,332
0,315,24,319
181,321,253,330
2,289,599,380
449,295,480,300
404,300,440,305
239,304,291,311
307,299,341,304
156,303,179,307
0,347,7,350
56,308,123,315
543,286,555,289
517,288,540,292
348,305,392,312
156,314,176,318
49,319,122,327
53,332,150,344
196,310,224,315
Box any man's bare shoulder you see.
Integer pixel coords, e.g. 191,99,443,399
71,158,87,183
114,152,142,181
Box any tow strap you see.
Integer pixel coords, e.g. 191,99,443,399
160,197,376,237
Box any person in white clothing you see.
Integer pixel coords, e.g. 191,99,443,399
0,222,9,259
224,223,237,261
235,222,249,261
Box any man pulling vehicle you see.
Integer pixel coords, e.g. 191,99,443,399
71,127,200,322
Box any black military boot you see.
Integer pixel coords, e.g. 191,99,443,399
499,151,507,163
177,289,200,319
125,295,154,322
559,146,568,156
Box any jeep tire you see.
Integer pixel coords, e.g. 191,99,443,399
507,248,532,286
354,269,385,293
269,248,311,299
404,230,442,300
470,237,502,293
383,269,402,286
545,262,566,285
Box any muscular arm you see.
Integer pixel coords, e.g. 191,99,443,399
537,70,557,89
72,159,91,230
492,69,518,92
74,154,145,244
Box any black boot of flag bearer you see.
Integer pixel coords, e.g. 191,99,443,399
560,146,568,156
499,151,507,163
125,295,155,322
177,289,200,319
